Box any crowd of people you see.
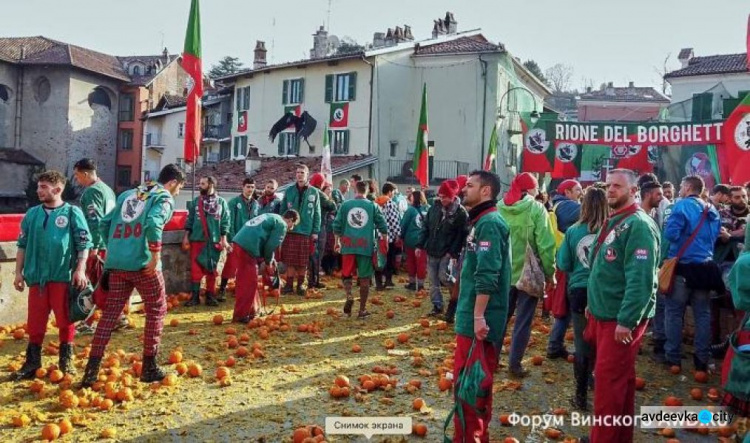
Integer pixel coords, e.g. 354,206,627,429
8,157,750,442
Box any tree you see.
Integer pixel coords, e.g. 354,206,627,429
208,56,244,79
522,60,549,86
545,63,574,93
335,37,365,55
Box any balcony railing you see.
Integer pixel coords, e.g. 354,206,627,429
203,124,230,140
387,159,470,185
145,132,164,147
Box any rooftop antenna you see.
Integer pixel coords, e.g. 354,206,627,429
326,0,332,31
271,17,276,64
160,31,165,53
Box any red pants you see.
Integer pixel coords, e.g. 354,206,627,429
190,242,217,292
590,319,648,443
405,248,427,280
233,246,260,321
27,282,74,345
86,251,108,321
91,270,166,358
221,247,238,280
452,335,499,443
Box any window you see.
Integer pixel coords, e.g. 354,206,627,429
88,87,112,110
233,136,248,158
116,166,132,187
34,77,51,103
325,72,357,103
389,141,398,157
0,84,10,103
132,65,141,76
119,94,134,121
330,129,350,155
178,123,185,138
278,133,299,156
119,129,133,150
282,79,305,105
236,86,250,112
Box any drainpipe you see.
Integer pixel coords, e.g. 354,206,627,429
14,46,25,149
361,54,374,157
479,55,488,170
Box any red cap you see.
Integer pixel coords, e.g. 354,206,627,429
309,173,325,189
557,179,581,194
438,179,460,199
455,175,468,190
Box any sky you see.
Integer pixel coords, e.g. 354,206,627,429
3,0,748,92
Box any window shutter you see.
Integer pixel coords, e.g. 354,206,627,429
236,89,241,112
234,137,239,157
325,75,333,103
344,130,350,154
299,79,305,103
691,93,712,122
348,72,357,101
244,87,250,110
278,135,284,155
282,80,289,105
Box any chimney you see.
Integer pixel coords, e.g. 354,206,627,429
445,12,457,34
628,81,634,88
403,25,414,41
310,25,329,59
678,47,694,68
586,86,592,93
627,81,635,94
394,26,404,43
385,28,395,47
605,82,615,96
373,32,385,48
253,41,267,69
162,47,169,61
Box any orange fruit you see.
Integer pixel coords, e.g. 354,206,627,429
213,315,224,325
99,398,114,411
252,348,265,359
101,427,117,439
412,397,425,410
408,379,422,389
187,363,203,377
362,380,376,391
227,338,239,349
293,427,311,443
351,344,362,353
420,319,430,328
635,377,646,390
35,367,47,379
334,375,350,388
383,339,396,349
58,418,73,435
218,376,232,387
116,387,134,402
386,310,395,319
664,396,683,407
162,374,178,386
236,346,249,357
397,333,410,344
30,379,45,393
175,362,188,375
707,388,720,402
660,428,676,437
499,414,512,426
225,356,236,367
694,371,708,383
438,377,452,392
329,385,342,398
531,355,544,366
216,366,230,380
169,319,179,327
669,365,681,375
225,327,237,335
690,388,703,401
41,423,61,440
168,350,183,364
544,428,562,439
11,414,31,427
413,423,428,437
13,329,25,340
49,369,64,383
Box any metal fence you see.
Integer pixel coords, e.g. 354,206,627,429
388,159,470,183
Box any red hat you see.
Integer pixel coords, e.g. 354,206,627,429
503,172,538,206
309,173,325,189
438,179,460,199
557,179,581,194
455,175,468,191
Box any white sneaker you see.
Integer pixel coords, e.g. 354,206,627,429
114,315,129,331
76,322,96,335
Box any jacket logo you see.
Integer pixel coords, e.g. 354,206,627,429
347,208,369,229
604,247,617,262
576,234,596,269
635,248,649,260
478,241,491,251
121,195,146,223
246,214,267,227
55,215,69,228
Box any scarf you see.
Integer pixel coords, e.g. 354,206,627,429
201,193,219,216
468,200,497,224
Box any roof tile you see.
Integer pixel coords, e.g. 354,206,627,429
665,53,749,79
580,86,670,103
414,35,501,56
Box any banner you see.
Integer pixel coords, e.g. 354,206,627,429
237,110,247,132
547,121,724,146
329,102,349,128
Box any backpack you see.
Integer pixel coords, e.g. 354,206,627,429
548,202,564,249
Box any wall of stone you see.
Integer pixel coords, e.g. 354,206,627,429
0,230,190,326
0,61,19,148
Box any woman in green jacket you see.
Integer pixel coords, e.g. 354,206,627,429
556,186,608,411
400,191,429,290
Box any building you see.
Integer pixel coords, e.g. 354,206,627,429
577,82,669,122
114,50,188,193
216,12,549,189
0,36,131,210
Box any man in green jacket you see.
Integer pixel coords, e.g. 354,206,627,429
586,169,660,443
182,176,231,307
498,172,556,378
231,210,299,323
280,164,322,295
72,158,123,335
452,170,510,442
81,164,186,387
12,170,93,381
333,180,388,319
257,179,282,215
218,178,259,301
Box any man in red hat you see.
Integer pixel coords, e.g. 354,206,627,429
422,179,468,319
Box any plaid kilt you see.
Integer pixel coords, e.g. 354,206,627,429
281,233,312,269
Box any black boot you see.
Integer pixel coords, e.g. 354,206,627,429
216,279,228,302
570,354,589,411
384,269,395,288
140,355,168,383
444,299,458,324
343,279,354,317
374,272,386,291
205,292,219,307
59,343,76,376
11,343,42,381
80,357,102,388
357,279,371,319
185,289,201,307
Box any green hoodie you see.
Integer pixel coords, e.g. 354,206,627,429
102,183,174,271
556,222,596,290
497,195,557,284
587,206,660,329
80,180,116,250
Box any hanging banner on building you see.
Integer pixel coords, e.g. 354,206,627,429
546,121,724,146
237,111,248,132
329,102,349,128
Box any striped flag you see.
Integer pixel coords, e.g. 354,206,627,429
181,0,202,163
412,84,429,188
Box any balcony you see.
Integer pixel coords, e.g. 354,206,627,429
145,132,165,148
203,124,230,141
387,159,470,186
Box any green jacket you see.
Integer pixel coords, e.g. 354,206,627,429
80,180,116,250
332,189,345,206
587,206,660,329
319,189,338,219
423,198,468,258
17,203,93,286
498,195,557,284
102,184,174,272
280,184,321,236
257,194,282,215
332,197,387,256
185,194,231,271
455,209,511,343
227,194,259,239
659,202,675,265
400,205,428,249
232,213,288,263
556,222,597,290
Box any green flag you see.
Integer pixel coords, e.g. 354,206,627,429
182,0,202,163
412,84,429,188
484,123,498,171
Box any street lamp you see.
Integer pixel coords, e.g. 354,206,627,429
497,86,541,126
